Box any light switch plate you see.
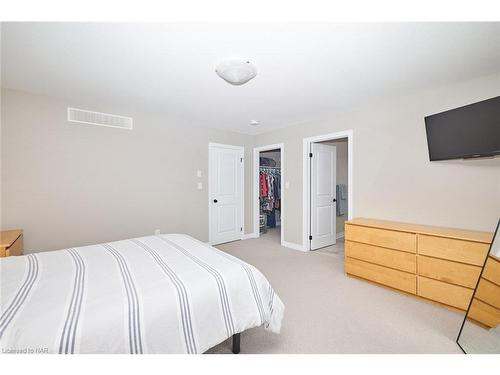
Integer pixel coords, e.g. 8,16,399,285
197,170,202,178
285,181,290,189
197,182,203,190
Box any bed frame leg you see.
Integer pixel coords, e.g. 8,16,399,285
232,333,240,354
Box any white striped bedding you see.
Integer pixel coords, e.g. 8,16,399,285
0,234,284,354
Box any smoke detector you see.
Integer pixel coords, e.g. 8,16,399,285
215,58,257,85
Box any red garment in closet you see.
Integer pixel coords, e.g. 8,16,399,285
260,173,268,197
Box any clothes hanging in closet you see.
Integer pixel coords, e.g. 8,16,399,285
260,167,281,228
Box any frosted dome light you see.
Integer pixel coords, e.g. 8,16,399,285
215,58,257,86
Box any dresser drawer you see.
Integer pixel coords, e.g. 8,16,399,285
346,257,416,294
468,298,500,328
417,276,473,310
346,241,416,273
475,278,500,309
417,255,481,288
482,256,500,285
345,224,416,253
418,235,489,266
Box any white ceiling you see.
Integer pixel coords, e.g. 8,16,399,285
2,22,499,134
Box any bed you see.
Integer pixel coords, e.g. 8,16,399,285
0,234,284,354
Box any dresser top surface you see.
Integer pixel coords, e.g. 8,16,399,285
346,218,493,244
0,229,23,248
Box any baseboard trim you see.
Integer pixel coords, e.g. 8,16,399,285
336,231,345,240
282,240,307,252
240,232,305,252
241,232,258,240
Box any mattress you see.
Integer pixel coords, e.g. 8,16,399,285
0,234,284,354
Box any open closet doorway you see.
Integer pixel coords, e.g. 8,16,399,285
303,131,353,253
253,144,284,246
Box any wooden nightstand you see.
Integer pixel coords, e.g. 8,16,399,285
0,230,24,257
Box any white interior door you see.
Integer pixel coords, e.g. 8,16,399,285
310,143,336,250
209,144,243,245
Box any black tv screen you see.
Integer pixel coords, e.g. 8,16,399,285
424,96,500,161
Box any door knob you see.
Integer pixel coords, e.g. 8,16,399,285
333,198,337,202
213,199,218,203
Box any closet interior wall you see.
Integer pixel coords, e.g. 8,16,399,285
320,138,349,237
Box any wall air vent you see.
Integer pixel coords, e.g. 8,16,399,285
67,108,133,130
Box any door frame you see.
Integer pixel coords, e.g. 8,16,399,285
208,142,245,245
253,143,285,246
302,130,353,251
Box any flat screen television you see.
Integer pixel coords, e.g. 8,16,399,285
424,96,500,161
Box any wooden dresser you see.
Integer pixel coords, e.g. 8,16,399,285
0,229,24,257
467,255,500,328
345,218,493,312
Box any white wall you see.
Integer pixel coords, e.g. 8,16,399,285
1,89,254,252
2,73,499,253
254,73,500,246
0,24,3,232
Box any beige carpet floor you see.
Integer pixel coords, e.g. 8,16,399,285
207,228,464,354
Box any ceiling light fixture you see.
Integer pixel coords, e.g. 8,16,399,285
250,120,259,126
215,58,257,86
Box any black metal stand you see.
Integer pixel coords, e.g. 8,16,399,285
232,333,240,354
455,219,500,354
